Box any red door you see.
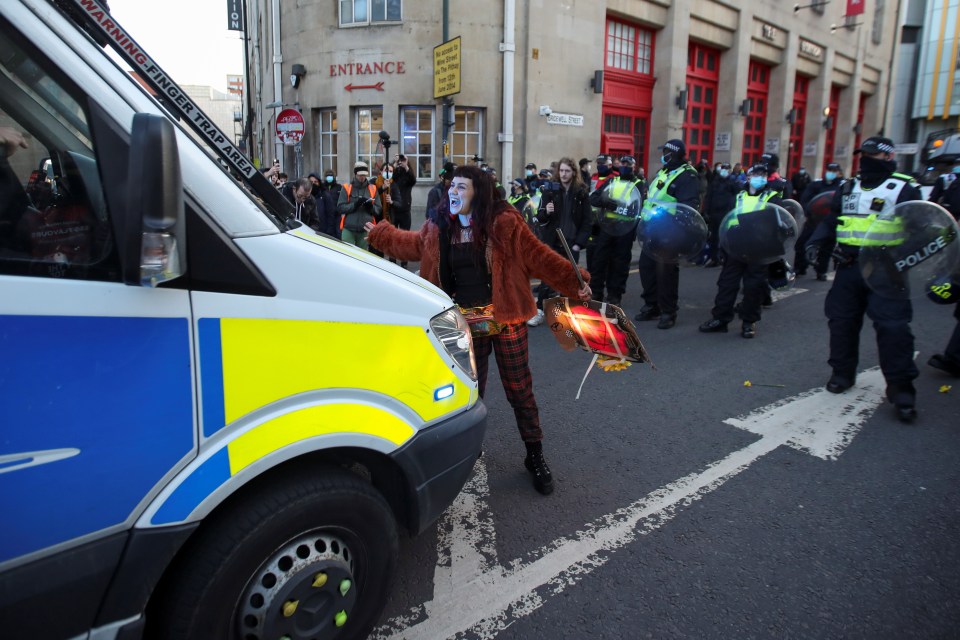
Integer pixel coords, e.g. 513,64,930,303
684,43,720,165
788,75,809,178
600,17,655,175
743,61,770,169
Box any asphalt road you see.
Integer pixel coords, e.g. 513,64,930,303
374,260,960,640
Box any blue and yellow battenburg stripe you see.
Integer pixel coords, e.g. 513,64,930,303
151,316,475,525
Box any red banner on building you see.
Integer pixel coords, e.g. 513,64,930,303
846,0,865,16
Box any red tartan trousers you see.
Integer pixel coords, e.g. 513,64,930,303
473,322,542,443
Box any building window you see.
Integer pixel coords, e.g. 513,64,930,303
605,19,654,75
355,107,384,171
340,0,401,27
400,106,434,180
317,109,338,178
871,0,885,45
451,108,483,169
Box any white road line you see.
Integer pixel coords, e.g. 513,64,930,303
374,368,887,639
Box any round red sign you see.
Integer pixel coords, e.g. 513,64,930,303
275,108,305,145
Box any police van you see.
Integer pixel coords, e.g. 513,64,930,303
0,1,486,638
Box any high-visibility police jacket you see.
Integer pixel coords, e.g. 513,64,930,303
836,173,912,247
735,189,778,215
507,193,528,209
722,190,780,232
642,165,698,217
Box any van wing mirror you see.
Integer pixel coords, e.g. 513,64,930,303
126,113,186,286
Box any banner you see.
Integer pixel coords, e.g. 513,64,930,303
846,0,865,16
227,0,243,31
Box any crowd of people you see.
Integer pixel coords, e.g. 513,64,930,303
262,134,959,481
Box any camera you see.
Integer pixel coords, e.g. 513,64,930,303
539,181,562,193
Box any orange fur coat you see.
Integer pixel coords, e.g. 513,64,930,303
367,206,590,325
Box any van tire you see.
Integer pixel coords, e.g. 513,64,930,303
146,466,398,640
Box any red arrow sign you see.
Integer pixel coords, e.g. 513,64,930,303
345,81,385,92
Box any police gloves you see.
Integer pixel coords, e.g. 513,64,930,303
805,244,819,265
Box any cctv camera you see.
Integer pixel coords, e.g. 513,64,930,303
539,106,552,117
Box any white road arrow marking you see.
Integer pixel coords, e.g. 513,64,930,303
374,367,888,639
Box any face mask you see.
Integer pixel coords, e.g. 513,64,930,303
525,169,534,177
951,166,960,174
619,167,633,179
719,169,730,178
749,177,767,190
597,165,611,176
799,169,806,174
383,172,393,180
325,175,334,183
825,171,837,182
661,155,669,165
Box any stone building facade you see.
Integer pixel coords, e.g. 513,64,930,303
244,0,900,205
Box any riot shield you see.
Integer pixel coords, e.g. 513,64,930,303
780,198,806,233
719,203,799,265
860,200,960,300
593,182,644,237
804,190,836,226
521,191,543,232
635,201,708,264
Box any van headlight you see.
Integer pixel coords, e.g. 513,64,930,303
430,308,477,380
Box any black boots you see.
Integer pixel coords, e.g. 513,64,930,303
699,318,728,333
524,442,554,495
634,304,661,321
886,382,918,424
826,373,854,394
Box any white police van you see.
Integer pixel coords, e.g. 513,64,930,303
0,1,486,638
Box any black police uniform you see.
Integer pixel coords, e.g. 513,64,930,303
588,172,643,305
702,172,740,263
929,171,960,219
704,187,783,335
795,174,842,277
636,157,700,325
806,141,922,419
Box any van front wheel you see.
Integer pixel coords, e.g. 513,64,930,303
148,466,399,640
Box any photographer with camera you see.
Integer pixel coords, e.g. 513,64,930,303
337,161,381,250
392,155,416,231
527,158,593,326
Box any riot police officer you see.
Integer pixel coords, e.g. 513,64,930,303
588,155,644,307
634,139,700,328
805,136,923,422
699,164,783,338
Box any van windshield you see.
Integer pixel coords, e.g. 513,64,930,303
55,0,295,229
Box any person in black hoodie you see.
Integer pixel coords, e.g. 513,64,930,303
805,136,923,422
